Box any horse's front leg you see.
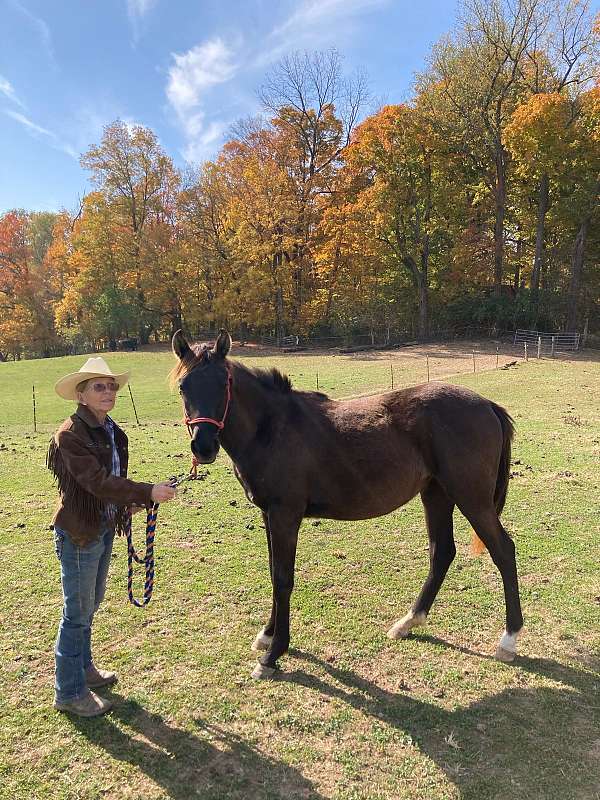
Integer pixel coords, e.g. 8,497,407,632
251,511,275,652
251,504,301,679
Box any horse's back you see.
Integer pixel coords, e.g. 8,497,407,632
385,381,507,502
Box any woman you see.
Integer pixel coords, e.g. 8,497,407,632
47,356,176,718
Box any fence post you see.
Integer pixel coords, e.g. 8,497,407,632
32,384,37,433
128,384,140,425
316,372,319,391
390,362,394,389
524,342,528,361
496,345,499,368
551,336,555,358
426,355,430,382
537,336,541,359
472,350,476,373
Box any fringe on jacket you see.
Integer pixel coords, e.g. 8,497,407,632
47,437,128,536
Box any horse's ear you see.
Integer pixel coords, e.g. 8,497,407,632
213,329,232,359
172,329,191,360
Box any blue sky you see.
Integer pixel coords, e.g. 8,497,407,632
0,0,461,214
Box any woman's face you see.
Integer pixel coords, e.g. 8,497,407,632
77,379,118,418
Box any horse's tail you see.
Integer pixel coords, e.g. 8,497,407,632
471,402,515,555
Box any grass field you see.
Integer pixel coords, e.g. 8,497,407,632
1,343,599,800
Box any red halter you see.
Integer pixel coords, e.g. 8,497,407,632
183,365,233,433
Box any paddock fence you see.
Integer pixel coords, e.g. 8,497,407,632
514,329,580,355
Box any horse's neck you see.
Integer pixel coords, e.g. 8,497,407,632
220,363,279,462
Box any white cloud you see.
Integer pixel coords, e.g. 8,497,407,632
127,0,155,15
5,109,52,136
10,0,55,63
183,116,228,163
275,0,386,35
5,110,78,159
166,37,238,164
167,38,237,114
260,0,389,66
126,0,157,44
0,75,25,109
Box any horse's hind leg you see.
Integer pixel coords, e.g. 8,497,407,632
388,480,455,639
457,503,523,662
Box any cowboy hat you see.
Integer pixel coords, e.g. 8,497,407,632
54,357,130,401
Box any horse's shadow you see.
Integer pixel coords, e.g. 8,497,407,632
281,638,600,800
72,697,326,800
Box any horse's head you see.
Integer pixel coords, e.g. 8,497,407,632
171,329,232,464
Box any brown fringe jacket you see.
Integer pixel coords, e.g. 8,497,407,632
47,404,153,546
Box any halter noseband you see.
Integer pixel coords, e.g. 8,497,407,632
183,364,233,433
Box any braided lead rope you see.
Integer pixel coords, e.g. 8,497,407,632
125,472,197,607
125,504,158,607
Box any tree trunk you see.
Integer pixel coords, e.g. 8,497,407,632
170,308,183,336
403,255,429,339
566,217,588,332
493,146,506,293
418,277,429,339
513,237,522,290
275,285,285,345
531,172,549,295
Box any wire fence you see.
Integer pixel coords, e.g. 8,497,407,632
18,336,584,434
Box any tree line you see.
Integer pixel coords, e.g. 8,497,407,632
1,0,598,360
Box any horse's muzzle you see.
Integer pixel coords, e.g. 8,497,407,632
190,440,220,464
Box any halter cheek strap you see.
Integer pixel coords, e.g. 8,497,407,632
184,366,233,432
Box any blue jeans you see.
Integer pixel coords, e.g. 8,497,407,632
54,526,115,702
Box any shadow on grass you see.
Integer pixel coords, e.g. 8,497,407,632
282,645,600,800
72,696,326,800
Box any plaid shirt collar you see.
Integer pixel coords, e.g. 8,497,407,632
103,415,121,477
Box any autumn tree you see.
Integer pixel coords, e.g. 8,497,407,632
177,162,233,333
216,129,299,339
419,0,597,294
80,121,180,341
257,50,368,334
336,105,454,337
0,210,60,359
564,86,600,329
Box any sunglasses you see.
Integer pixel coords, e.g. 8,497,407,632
89,381,119,393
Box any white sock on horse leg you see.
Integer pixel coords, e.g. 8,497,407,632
387,610,427,639
251,627,273,651
495,629,518,662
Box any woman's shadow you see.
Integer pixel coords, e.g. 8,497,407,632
72,697,326,800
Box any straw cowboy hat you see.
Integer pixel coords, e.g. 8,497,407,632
55,357,130,401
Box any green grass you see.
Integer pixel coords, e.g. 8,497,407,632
1,345,599,800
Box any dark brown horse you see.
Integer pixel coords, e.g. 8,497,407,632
172,330,523,679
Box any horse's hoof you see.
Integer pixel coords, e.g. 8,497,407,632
495,645,516,663
251,663,276,680
251,631,273,652
387,622,411,640
387,612,426,640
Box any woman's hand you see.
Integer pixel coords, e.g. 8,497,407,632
151,482,177,503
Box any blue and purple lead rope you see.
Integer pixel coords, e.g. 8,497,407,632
125,472,198,607
125,504,158,607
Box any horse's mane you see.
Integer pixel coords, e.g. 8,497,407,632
169,344,293,394
247,366,292,394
